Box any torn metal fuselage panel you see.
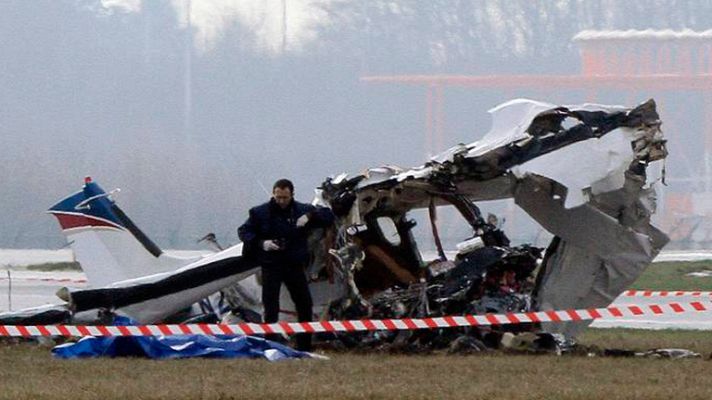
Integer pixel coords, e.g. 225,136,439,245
319,98,667,338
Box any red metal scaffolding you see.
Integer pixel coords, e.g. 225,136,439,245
361,30,712,243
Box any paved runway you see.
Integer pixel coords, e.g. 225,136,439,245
590,294,712,330
0,270,86,311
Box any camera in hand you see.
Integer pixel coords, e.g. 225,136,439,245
274,238,287,250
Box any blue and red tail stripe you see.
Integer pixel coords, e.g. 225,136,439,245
48,177,126,232
51,212,124,231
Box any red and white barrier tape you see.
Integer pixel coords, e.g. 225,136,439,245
623,290,712,298
0,301,709,337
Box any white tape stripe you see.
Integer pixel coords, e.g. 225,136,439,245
531,312,547,321
85,326,101,336
662,304,678,313
370,320,386,330
412,319,429,329
127,326,143,336
431,318,445,327
146,326,163,336
309,322,326,332
330,321,345,331
246,323,264,335
26,326,41,336
391,320,408,330
269,325,285,334
625,290,712,297
555,311,571,321
2,301,709,337
63,326,78,336
513,313,531,323
55,326,70,335
351,321,366,331
474,315,490,325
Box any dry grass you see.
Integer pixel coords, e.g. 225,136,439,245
1,329,712,400
631,260,712,290
25,262,81,271
4,261,712,399
579,328,712,353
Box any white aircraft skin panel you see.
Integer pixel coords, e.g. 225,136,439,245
117,271,255,324
463,99,557,159
65,230,127,287
78,244,245,290
512,127,636,208
65,229,204,288
190,243,243,265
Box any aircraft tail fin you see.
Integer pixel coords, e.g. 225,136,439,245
48,177,200,287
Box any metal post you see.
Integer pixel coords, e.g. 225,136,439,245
7,269,11,311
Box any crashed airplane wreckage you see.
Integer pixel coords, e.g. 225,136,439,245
314,98,668,349
1,98,667,351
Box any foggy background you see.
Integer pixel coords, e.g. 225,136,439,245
1,0,709,250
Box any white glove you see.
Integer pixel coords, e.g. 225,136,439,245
262,240,281,251
296,214,310,228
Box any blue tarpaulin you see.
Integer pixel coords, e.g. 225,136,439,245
52,318,319,361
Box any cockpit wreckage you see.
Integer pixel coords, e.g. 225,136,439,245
2,99,668,353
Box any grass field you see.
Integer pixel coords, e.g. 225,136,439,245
25,262,81,271
1,329,711,400
2,260,712,399
631,260,712,290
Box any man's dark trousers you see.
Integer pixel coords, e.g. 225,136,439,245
261,263,313,351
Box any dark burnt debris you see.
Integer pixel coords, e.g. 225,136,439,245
318,208,548,353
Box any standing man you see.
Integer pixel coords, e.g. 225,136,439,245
238,179,334,351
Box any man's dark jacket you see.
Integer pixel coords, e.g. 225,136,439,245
238,199,334,266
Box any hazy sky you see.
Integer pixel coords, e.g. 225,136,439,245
1,0,709,249
94,0,337,53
